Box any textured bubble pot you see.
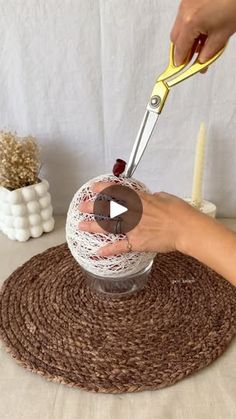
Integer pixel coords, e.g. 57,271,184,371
0,179,54,241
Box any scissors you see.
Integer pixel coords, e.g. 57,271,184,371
124,41,225,177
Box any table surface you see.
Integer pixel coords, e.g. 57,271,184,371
0,217,236,419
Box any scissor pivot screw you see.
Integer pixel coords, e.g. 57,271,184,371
150,95,161,108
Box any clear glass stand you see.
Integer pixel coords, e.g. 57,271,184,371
82,260,153,297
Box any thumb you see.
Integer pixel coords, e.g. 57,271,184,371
199,33,228,63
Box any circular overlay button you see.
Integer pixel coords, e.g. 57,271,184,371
93,185,143,234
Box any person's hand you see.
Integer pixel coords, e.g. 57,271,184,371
171,0,236,66
78,182,199,256
78,182,236,285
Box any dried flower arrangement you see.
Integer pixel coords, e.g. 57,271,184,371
0,131,41,190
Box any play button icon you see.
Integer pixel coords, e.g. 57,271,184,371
110,201,128,218
93,184,143,234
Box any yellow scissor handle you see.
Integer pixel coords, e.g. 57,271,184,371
147,41,226,114
157,42,189,83
167,41,225,87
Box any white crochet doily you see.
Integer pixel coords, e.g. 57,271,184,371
66,174,156,278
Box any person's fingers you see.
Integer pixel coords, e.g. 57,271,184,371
79,220,107,234
79,200,94,213
91,182,130,207
91,181,116,194
97,239,132,256
79,199,109,217
174,28,199,65
198,32,228,63
170,14,182,44
92,181,144,212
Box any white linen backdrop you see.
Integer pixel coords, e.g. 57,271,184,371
0,0,235,216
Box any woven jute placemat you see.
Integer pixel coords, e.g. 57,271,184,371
0,243,236,393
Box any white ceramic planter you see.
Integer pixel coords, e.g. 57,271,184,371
0,179,55,241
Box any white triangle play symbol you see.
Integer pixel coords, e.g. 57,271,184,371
110,200,128,219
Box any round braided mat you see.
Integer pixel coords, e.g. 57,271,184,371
0,243,236,393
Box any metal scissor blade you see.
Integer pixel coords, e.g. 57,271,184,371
125,110,159,177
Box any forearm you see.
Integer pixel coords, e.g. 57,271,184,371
179,213,236,285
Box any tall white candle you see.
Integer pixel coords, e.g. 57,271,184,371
191,123,206,209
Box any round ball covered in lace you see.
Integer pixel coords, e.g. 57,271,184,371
66,174,156,278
